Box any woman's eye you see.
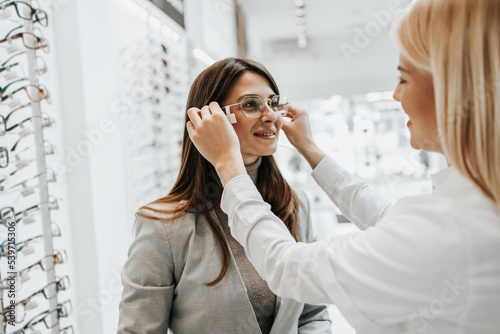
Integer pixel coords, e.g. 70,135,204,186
398,76,407,84
244,101,259,108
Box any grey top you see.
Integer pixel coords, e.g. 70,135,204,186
213,156,275,334
117,159,332,334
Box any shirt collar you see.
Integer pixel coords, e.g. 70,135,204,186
430,166,454,188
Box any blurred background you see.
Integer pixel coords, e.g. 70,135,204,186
0,0,447,332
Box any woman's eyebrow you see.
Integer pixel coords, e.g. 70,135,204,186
235,93,276,102
397,65,410,73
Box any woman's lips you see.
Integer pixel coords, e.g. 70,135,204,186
407,120,412,127
254,130,277,140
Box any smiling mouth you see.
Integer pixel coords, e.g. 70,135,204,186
254,133,275,137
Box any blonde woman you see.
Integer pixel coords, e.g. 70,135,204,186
186,0,500,333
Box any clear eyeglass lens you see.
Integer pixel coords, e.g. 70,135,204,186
22,32,38,49
15,303,26,323
15,2,33,20
59,300,72,317
42,309,59,329
0,148,8,168
36,10,48,26
274,96,289,115
51,222,61,237
241,96,263,117
42,282,57,299
61,326,74,334
0,116,6,136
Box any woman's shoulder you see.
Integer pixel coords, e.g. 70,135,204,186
137,200,189,220
134,201,199,241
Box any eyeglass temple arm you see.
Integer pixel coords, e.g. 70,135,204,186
223,104,237,124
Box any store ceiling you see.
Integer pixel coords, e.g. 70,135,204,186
239,0,408,99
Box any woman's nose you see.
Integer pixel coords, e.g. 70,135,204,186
393,85,401,102
260,103,279,123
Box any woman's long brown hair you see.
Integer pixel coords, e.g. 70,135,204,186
137,58,299,286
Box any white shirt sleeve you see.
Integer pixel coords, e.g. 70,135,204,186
311,156,393,230
221,157,466,332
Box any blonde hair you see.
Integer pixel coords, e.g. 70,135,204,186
393,0,500,207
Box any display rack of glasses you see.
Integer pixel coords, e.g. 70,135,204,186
0,1,72,333
115,20,190,211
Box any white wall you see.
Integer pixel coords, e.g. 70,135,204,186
52,0,128,332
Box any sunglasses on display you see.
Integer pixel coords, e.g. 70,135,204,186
221,95,289,124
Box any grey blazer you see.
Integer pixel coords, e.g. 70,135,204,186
117,191,332,334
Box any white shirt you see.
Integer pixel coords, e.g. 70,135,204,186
221,156,500,334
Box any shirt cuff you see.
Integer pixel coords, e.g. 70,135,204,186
311,155,347,190
221,174,263,215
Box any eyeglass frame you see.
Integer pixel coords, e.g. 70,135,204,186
0,1,48,26
0,234,42,256
221,95,289,122
2,275,70,323
0,82,50,103
10,300,72,333
0,31,50,53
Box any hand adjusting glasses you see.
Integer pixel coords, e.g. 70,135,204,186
221,95,289,124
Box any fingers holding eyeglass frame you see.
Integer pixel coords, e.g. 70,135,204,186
221,95,289,124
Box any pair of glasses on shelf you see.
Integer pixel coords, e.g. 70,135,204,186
0,56,47,81
1,50,47,72
0,138,56,169
0,0,48,26
10,299,72,334
0,234,42,258
2,275,70,324
0,198,61,228
0,30,50,54
0,146,33,177
0,81,51,104
0,250,67,291
0,167,57,198
0,112,55,138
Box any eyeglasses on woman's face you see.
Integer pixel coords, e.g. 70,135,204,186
222,95,289,119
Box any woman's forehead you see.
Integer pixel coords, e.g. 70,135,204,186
229,72,275,98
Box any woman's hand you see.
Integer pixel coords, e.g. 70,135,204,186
186,102,246,186
282,105,326,169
